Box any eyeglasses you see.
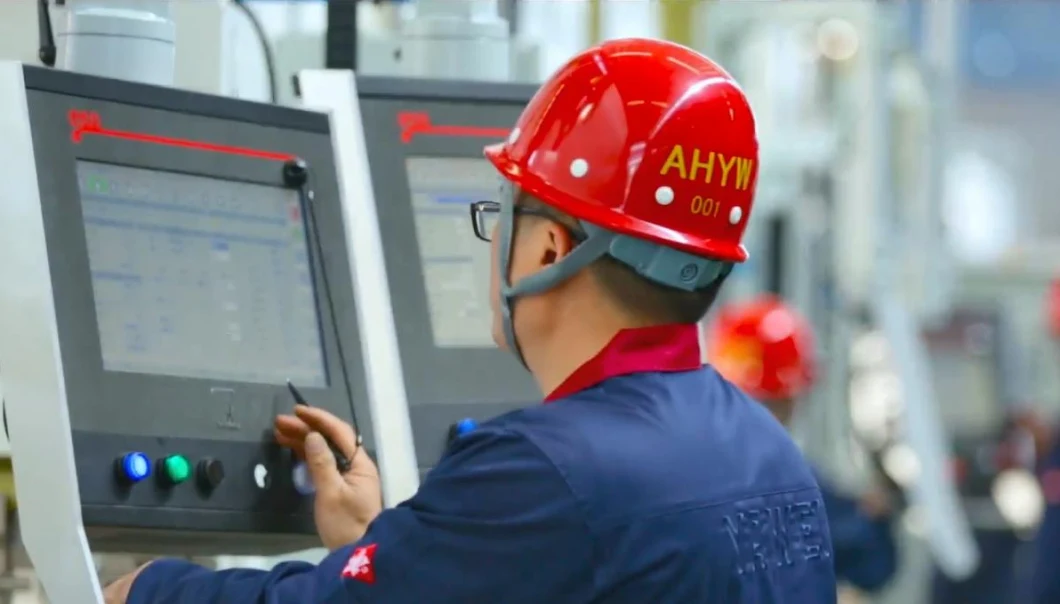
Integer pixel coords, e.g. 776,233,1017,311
469,200,557,243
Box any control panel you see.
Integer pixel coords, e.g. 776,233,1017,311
299,73,540,477
0,61,374,602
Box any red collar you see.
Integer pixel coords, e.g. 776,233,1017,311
544,324,702,402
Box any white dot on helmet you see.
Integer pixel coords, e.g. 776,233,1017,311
654,186,675,206
729,206,743,225
759,310,796,342
569,159,589,178
508,127,521,145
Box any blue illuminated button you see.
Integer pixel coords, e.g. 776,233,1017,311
292,461,315,496
454,418,478,437
446,418,479,446
118,452,152,484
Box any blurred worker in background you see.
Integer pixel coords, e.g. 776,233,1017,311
930,416,1040,604
706,295,898,598
930,304,1049,604
1028,278,1060,604
105,39,837,603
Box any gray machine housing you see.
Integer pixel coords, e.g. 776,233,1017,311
303,74,543,474
0,62,372,602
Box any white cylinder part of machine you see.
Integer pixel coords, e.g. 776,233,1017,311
400,0,510,81
56,2,176,87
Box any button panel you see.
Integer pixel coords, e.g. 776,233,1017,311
75,431,319,532
74,432,383,538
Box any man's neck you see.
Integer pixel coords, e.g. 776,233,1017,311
523,320,627,398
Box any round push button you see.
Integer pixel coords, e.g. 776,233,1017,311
447,418,479,445
454,418,478,437
197,458,225,491
116,452,151,484
292,461,315,496
160,455,192,485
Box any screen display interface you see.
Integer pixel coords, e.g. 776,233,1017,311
78,161,328,387
406,156,498,349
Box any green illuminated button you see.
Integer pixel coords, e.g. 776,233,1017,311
161,455,192,485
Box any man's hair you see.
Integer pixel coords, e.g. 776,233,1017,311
517,195,729,324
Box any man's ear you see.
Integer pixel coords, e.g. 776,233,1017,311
538,221,576,267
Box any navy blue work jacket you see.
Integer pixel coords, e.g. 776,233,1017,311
817,477,897,592
1030,438,1060,603
128,324,837,603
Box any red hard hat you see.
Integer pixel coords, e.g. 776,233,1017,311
484,38,758,263
1048,278,1060,338
705,296,817,401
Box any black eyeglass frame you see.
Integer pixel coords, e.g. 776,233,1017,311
469,200,587,243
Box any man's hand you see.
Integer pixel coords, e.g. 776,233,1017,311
103,561,152,604
274,406,383,550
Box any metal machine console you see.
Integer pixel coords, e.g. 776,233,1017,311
0,62,375,602
922,309,1035,530
298,72,540,478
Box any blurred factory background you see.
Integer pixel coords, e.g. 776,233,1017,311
1,1,1060,602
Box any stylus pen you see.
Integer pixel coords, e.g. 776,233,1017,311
286,380,353,474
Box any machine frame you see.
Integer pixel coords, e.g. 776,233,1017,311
299,71,540,478
0,58,102,604
297,71,422,504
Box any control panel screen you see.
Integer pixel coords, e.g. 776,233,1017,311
77,161,328,387
926,322,1001,437
407,156,497,348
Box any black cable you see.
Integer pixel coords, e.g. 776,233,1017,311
282,160,363,454
232,0,279,104
501,0,519,36
38,0,57,67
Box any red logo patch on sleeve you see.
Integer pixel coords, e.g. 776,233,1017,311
341,544,378,584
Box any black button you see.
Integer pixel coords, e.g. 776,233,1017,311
196,458,225,491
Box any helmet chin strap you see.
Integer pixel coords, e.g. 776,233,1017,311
495,190,734,370
497,198,613,368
